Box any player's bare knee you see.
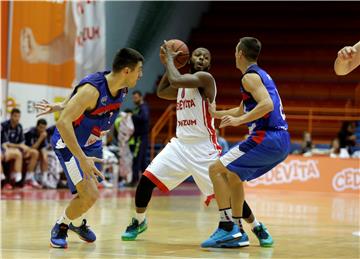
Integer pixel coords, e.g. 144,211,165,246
209,161,225,178
227,172,243,185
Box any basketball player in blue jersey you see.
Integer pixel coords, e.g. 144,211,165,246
37,48,144,248
201,37,290,248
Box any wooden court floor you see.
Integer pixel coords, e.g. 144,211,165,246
1,184,359,259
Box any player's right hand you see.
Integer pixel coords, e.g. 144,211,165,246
79,156,105,182
34,99,64,117
337,46,357,61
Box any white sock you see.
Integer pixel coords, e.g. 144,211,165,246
219,208,232,222
12,172,22,183
135,212,146,223
25,172,35,181
56,211,71,225
250,218,261,229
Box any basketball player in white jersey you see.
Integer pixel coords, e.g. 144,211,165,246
122,42,270,247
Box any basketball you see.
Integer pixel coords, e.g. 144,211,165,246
160,39,190,68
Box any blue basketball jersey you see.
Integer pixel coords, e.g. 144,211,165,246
51,71,127,149
240,64,288,132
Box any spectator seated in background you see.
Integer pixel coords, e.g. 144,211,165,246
1,108,41,188
337,121,356,158
25,119,52,188
301,131,314,157
1,142,23,190
329,138,341,158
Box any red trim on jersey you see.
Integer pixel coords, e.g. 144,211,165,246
202,101,222,154
242,92,250,100
91,126,101,137
251,130,266,144
143,170,169,193
90,103,121,115
73,114,85,126
204,194,215,206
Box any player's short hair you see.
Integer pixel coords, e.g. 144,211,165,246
237,37,262,62
37,119,47,126
132,90,142,97
10,108,21,115
112,48,144,73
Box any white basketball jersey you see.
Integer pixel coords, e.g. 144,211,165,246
176,87,222,153
72,1,106,84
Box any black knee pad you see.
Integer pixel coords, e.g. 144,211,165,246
242,200,252,219
135,175,157,208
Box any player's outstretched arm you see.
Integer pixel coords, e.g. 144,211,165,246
35,93,72,117
208,100,244,119
56,84,104,180
334,41,360,76
219,74,273,128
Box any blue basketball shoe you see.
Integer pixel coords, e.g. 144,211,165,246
50,223,69,248
201,224,247,248
252,222,273,247
122,217,148,241
69,219,96,242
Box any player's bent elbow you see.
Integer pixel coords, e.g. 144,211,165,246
266,100,274,112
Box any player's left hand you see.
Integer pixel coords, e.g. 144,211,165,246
161,40,183,60
219,115,241,128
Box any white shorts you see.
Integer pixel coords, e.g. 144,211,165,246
144,137,220,198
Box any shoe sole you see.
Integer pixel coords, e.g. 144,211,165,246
201,233,247,248
121,225,148,241
260,242,273,248
69,228,96,243
50,241,67,249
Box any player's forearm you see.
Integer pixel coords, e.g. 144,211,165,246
56,120,86,160
237,100,273,125
157,74,176,100
214,107,243,119
165,57,182,87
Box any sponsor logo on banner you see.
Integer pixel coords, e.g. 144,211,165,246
247,160,320,186
332,168,360,192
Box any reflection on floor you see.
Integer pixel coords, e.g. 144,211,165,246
1,184,359,259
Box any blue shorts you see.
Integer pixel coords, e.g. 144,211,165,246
54,146,103,194
219,130,290,181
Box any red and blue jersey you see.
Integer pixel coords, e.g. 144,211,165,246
240,64,288,133
51,71,127,149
